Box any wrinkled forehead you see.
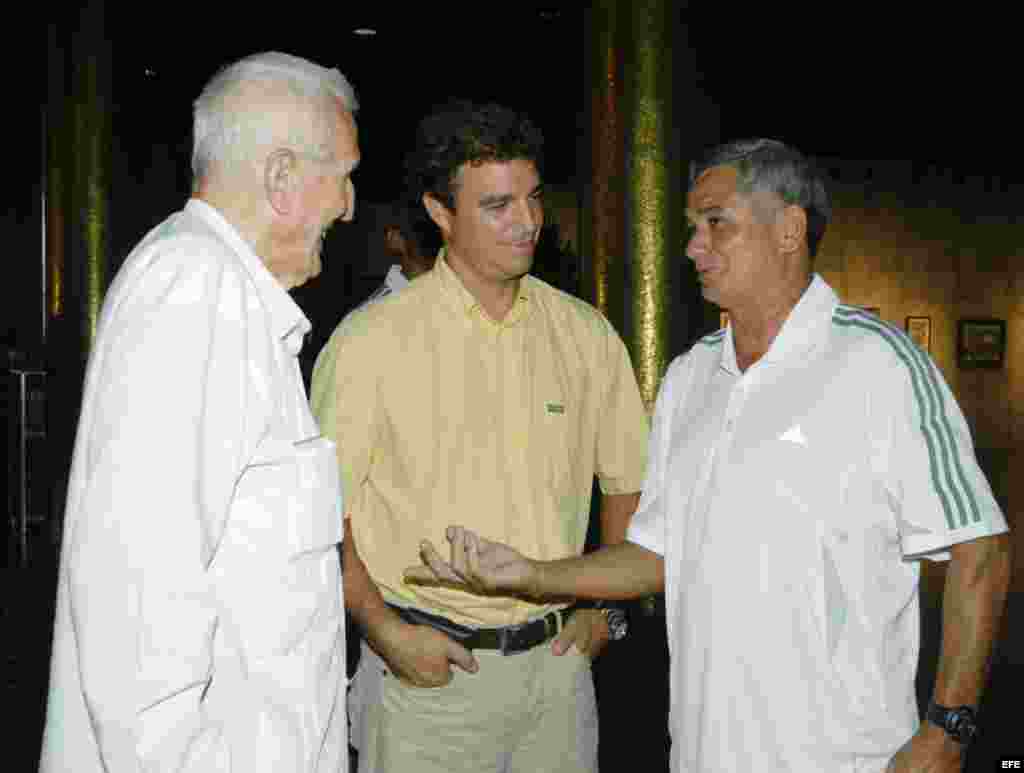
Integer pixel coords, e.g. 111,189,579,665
687,164,783,222
688,164,740,208
332,106,361,166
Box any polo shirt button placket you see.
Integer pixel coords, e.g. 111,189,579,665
724,385,744,437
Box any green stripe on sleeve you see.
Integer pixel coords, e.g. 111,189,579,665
833,307,974,529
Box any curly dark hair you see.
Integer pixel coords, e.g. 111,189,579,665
405,100,544,211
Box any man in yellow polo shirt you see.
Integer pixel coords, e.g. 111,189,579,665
310,101,649,773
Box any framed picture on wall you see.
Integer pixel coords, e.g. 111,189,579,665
905,316,931,353
957,318,1006,369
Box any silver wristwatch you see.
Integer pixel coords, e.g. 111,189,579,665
596,603,628,641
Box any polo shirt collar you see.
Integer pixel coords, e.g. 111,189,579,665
434,247,532,326
721,273,838,373
186,198,311,353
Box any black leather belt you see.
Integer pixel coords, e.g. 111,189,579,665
387,603,579,656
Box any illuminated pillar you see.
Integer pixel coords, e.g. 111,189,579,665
584,0,683,412
63,0,113,357
46,2,113,531
46,23,66,327
625,0,678,411
581,0,626,327
585,3,720,411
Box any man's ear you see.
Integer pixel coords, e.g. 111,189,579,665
778,204,808,255
423,193,453,241
265,149,300,216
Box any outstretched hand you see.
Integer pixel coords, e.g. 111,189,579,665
404,526,540,598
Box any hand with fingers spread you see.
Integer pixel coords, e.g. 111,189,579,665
404,526,541,598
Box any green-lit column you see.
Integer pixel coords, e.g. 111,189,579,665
583,0,681,413
46,2,113,535
625,0,678,412
46,23,66,327
65,0,113,355
581,0,626,326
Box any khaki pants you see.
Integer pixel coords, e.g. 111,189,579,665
351,639,598,773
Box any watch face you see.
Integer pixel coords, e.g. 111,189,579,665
604,609,628,641
945,708,978,744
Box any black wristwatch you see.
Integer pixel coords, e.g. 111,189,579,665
594,602,628,642
926,702,978,745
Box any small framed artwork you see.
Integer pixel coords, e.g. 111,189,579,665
905,316,931,352
957,318,1006,369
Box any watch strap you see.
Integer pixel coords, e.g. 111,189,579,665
926,701,978,745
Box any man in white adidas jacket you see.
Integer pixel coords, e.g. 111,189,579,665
407,139,1011,773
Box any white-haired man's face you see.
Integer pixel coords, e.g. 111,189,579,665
265,100,359,289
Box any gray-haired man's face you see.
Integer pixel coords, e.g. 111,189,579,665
685,165,783,310
274,104,360,288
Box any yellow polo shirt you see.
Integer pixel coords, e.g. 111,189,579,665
311,255,648,626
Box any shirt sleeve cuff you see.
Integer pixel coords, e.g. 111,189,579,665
901,521,1009,562
598,477,645,497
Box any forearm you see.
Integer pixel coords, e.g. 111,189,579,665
599,491,641,546
931,533,1012,707
535,541,664,601
342,517,403,645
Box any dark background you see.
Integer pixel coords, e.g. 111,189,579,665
105,3,1021,192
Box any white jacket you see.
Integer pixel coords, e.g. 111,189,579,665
40,199,347,772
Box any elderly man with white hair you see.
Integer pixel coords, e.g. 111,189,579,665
40,51,360,772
